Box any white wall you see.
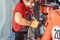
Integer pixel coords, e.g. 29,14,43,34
0,0,19,40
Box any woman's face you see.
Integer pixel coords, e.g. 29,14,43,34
23,0,35,8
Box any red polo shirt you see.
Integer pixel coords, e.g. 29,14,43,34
12,2,34,32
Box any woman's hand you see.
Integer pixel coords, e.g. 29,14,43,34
30,20,39,28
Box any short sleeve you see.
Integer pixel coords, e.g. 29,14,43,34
13,2,23,14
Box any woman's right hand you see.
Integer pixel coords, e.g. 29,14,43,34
30,20,39,28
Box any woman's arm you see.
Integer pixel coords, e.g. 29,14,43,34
14,12,39,28
14,12,31,26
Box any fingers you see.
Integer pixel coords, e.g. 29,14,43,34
30,20,39,28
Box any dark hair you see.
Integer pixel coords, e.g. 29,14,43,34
19,0,37,3
19,0,23,2
26,0,37,2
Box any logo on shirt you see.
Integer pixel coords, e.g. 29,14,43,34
52,25,60,40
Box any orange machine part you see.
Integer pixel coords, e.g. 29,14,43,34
40,6,53,14
41,9,60,40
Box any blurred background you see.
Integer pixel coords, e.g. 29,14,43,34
0,0,19,40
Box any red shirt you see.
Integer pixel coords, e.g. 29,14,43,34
12,2,34,32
